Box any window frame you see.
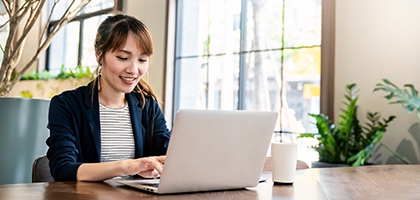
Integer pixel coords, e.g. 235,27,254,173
167,0,334,126
320,0,335,121
45,0,123,71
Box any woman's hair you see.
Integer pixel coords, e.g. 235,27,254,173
92,13,159,108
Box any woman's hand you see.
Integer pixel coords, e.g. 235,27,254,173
77,156,166,181
122,156,165,178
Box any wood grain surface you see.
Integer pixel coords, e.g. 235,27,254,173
1,165,419,200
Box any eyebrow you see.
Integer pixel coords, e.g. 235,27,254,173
116,49,148,56
116,49,132,54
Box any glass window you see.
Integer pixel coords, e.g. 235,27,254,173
48,0,114,20
174,0,322,161
46,0,116,75
48,22,80,74
81,15,110,68
0,14,9,63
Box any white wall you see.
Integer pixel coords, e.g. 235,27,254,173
335,0,420,164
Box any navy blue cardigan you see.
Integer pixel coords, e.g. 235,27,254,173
46,81,171,181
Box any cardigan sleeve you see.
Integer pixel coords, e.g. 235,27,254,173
46,94,83,181
144,98,171,156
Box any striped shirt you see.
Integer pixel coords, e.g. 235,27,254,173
99,102,135,162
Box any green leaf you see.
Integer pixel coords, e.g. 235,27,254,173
383,78,397,87
374,79,420,122
298,133,316,138
379,141,409,164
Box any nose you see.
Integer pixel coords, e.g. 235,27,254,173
125,61,148,76
125,61,139,75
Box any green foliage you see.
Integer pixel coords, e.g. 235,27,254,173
20,70,53,80
20,65,94,81
374,79,420,121
299,84,408,166
55,65,94,80
20,91,33,98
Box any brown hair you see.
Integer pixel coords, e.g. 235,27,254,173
92,13,159,108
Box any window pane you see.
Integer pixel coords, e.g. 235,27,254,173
0,14,9,62
176,0,202,57
206,55,239,110
242,51,280,111
175,54,240,110
244,0,283,51
175,0,321,134
49,22,80,74
81,14,110,68
82,0,114,14
48,0,114,20
203,0,241,56
176,0,241,57
283,47,320,133
284,0,322,47
175,57,203,109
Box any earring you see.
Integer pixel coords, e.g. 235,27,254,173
97,64,102,76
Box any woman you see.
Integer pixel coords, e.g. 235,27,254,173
46,14,171,182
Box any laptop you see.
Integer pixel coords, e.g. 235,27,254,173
117,109,278,194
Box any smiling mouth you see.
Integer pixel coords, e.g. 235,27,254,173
119,76,138,82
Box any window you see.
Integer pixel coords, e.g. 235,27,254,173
0,13,8,63
173,0,323,162
46,0,121,75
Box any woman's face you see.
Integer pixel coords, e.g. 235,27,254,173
98,32,149,95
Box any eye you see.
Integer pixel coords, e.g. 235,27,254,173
117,56,128,60
139,59,147,63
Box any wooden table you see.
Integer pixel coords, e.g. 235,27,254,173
1,165,419,199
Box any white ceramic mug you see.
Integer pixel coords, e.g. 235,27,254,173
271,142,298,184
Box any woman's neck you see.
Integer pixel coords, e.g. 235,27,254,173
98,89,126,109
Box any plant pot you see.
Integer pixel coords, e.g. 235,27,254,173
311,161,349,168
0,97,50,184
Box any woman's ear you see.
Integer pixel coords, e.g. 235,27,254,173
95,50,103,64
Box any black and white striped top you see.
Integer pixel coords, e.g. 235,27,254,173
99,103,135,162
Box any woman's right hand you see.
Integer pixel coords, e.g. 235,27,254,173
77,156,166,181
122,156,165,178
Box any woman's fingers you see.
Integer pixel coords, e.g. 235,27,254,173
146,157,163,174
155,156,166,164
126,156,165,178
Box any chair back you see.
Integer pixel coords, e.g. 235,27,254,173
32,156,55,182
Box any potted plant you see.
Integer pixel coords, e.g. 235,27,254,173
0,0,92,184
299,83,408,167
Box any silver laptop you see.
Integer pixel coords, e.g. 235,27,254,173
117,109,278,194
